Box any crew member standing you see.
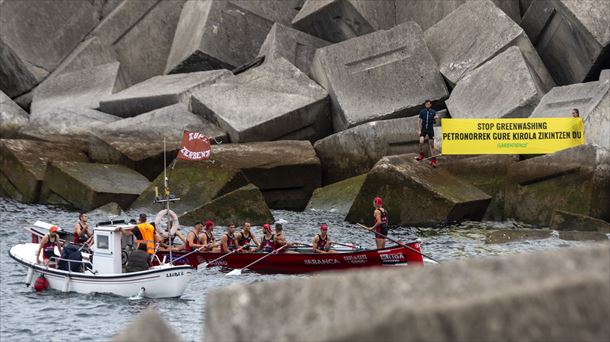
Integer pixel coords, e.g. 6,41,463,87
119,214,160,255
416,100,438,167
368,197,388,249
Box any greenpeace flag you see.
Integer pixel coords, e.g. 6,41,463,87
177,131,211,161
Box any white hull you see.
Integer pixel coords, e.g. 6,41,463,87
10,243,192,299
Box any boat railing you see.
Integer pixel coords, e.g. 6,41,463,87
49,256,96,275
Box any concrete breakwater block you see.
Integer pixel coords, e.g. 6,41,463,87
311,21,448,132
99,70,231,117
0,139,88,203
179,184,274,226
530,73,609,149
111,308,183,342
20,108,120,146
165,0,297,73
346,154,492,226
291,0,396,43
505,145,610,225
550,210,610,234
521,0,610,85
191,58,330,143
314,117,421,185
30,62,126,116
439,155,518,221
447,47,549,119
41,161,149,210
424,0,554,89
206,242,610,342
0,0,102,97
212,141,321,211
305,174,366,217
258,23,330,76
130,160,249,215
396,0,521,31
0,90,29,138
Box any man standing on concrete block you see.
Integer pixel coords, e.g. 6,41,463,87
416,100,438,167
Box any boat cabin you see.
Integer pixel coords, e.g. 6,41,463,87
92,224,132,274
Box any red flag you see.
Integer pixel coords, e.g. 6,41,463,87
177,131,211,161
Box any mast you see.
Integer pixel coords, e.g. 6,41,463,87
155,137,180,264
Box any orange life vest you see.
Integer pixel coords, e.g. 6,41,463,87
136,223,156,255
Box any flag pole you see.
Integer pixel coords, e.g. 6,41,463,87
164,138,172,263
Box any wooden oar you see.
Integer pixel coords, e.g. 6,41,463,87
199,245,247,269
330,242,361,249
226,244,288,276
357,223,440,263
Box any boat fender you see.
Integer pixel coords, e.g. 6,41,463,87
63,276,70,292
34,274,48,292
155,209,180,235
25,267,34,286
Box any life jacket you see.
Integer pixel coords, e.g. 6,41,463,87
135,223,156,255
316,234,328,251
221,233,236,253
73,222,89,244
237,231,252,246
43,234,58,257
185,230,201,252
375,208,389,233
261,234,275,253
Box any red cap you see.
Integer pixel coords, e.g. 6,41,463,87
320,224,328,231
263,223,271,231
50,226,58,233
374,196,383,207
205,220,214,229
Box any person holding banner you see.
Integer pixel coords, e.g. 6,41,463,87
571,108,579,118
416,100,438,167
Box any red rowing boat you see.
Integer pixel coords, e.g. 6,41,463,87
155,242,424,274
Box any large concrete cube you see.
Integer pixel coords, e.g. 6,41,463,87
258,23,330,76
505,145,610,225
0,90,28,138
446,47,549,119
292,0,396,43
530,73,609,149
191,58,330,143
99,70,231,117
212,141,321,210
521,0,610,85
314,117,421,184
89,104,226,180
0,0,102,97
305,174,366,217
396,0,521,30
0,139,88,203
165,0,297,73
30,62,126,116
20,108,120,145
424,0,554,89
346,154,492,226
311,21,448,131
41,161,150,210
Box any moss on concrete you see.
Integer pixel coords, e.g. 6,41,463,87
305,174,366,216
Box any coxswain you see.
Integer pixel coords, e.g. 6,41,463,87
256,224,276,253
368,197,388,249
36,226,62,265
220,223,238,253
236,222,259,252
184,222,206,252
119,213,161,255
201,220,220,252
312,224,335,253
73,212,93,247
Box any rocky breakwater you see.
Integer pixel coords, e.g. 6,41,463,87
1,0,609,230
206,242,610,342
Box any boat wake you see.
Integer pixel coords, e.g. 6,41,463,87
128,287,145,300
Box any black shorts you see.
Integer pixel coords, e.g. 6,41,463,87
376,225,389,237
420,129,434,138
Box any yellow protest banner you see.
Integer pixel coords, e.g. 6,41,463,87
441,118,584,154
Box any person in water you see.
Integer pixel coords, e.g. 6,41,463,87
368,196,388,249
312,224,335,253
184,222,207,252
220,223,238,253
201,220,220,252
73,212,93,247
36,226,62,265
235,222,259,252
256,224,276,253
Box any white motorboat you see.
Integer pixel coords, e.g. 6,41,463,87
9,221,193,299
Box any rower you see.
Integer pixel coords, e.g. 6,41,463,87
236,222,259,252
275,223,298,254
201,220,220,252
367,197,388,249
220,223,237,253
184,222,206,252
312,224,335,254
36,226,62,265
119,214,161,255
73,212,92,248
256,224,276,253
